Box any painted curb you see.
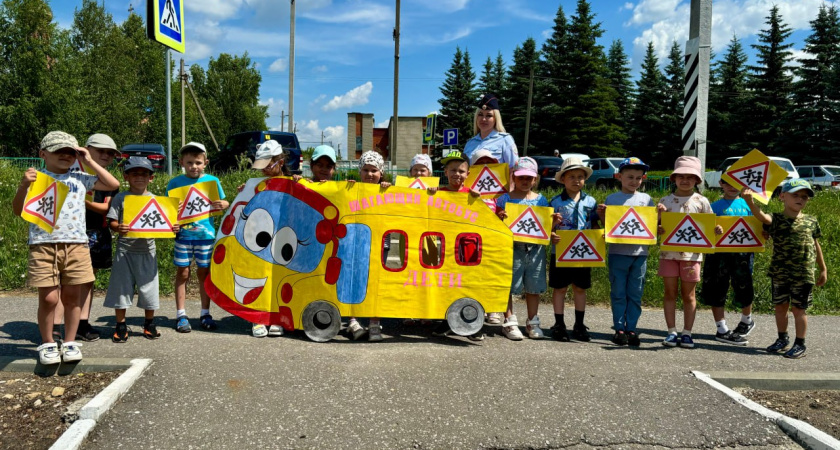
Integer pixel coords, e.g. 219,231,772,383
48,358,152,450
693,371,840,450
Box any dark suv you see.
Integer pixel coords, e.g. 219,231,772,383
120,143,167,171
212,131,303,173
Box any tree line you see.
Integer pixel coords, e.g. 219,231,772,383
438,0,840,170
0,0,267,158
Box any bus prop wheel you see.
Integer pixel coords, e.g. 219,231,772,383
302,301,341,342
446,298,485,336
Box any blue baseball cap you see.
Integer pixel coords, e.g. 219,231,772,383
122,156,154,173
781,179,814,197
311,145,336,163
619,157,649,172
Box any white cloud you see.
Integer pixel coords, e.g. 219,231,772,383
301,3,393,24
288,120,347,156
260,97,287,119
185,0,245,20
498,0,552,23
269,58,288,73
310,94,327,106
541,28,552,40
376,119,390,128
322,82,374,111
407,0,470,11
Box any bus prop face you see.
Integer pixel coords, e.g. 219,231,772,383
206,178,513,341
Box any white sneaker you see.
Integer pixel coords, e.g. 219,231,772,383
526,316,544,339
60,341,83,363
485,312,502,324
502,315,524,341
37,343,61,365
347,320,366,340
252,324,268,337
268,325,284,337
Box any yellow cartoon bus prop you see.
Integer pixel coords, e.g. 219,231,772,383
206,178,514,342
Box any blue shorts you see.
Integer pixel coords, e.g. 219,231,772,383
174,239,214,268
511,243,547,295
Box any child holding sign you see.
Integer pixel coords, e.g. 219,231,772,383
745,179,826,359
106,158,179,342
496,157,549,340
167,142,229,333
597,157,654,347
13,131,119,365
700,179,756,346
657,156,711,348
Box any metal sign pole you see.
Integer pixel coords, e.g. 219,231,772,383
165,48,172,176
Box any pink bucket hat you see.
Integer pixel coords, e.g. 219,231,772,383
670,156,703,183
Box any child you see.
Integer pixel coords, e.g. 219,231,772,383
166,142,229,333
409,154,432,178
13,131,120,364
241,140,291,337
597,157,654,347
496,157,550,340
700,178,756,346
470,149,504,325
105,158,178,342
745,179,826,359
549,157,599,342
309,145,337,182
657,156,711,348
346,151,392,341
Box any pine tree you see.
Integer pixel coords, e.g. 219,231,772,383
479,52,506,96
503,38,540,151
662,40,685,167
536,4,572,155
606,39,634,133
492,52,507,101
628,42,667,167
438,46,476,152
564,0,624,157
783,5,840,163
708,36,750,167
747,5,794,156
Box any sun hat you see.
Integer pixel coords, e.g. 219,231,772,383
670,156,703,182
311,145,337,163
441,150,467,165
512,157,539,178
555,156,593,182
469,149,497,166
252,140,284,169
179,141,207,155
40,131,78,153
122,156,154,173
781,179,815,197
85,133,117,150
618,156,649,173
359,150,384,171
410,154,432,173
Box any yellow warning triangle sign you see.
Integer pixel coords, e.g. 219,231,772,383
508,206,549,241
558,232,604,263
408,178,428,189
128,198,175,232
178,186,213,222
721,149,788,204
469,166,506,196
662,215,713,248
23,182,60,227
715,217,765,252
606,208,655,240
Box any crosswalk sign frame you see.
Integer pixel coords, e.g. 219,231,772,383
147,0,185,53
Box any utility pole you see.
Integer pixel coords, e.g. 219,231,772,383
391,0,400,164
280,111,285,132
321,130,325,144
522,67,535,156
180,58,185,147
288,0,295,133
184,78,220,153
165,49,172,175
683,0,712,175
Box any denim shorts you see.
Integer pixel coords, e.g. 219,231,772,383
173,239,214,268
511,243,547,295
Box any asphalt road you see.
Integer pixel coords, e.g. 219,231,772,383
2,294,833,449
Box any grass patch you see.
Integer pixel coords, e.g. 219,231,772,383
1,165,838,314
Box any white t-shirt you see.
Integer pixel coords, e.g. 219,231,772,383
659,192,712,262
28,169,98,245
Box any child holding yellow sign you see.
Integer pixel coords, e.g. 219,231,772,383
657,156,712,349
12,131,120,365
106,158,179,342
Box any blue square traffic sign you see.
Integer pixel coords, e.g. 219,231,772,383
443,128,458,146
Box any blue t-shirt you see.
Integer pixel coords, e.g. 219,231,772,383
711,197,751,217
463,131,519,166
166,174,226,241
495,192,549,210
604,191,655,256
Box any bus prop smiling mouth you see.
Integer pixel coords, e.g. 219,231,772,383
232,270,266,305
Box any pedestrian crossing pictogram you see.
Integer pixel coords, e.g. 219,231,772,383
715,217,765,252
606,208,655,240
129,198,174,232
469,166,506,196
557,232,604,263
23,182,60,227
178,187,212,222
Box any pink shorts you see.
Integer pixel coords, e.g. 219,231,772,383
658,259,701,283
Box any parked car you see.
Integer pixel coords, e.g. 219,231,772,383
531,155,564,190
796,165,840,190
212,131,303,173
586,157,624,190
560,153,590,165
704,156,798,193
120,143,167,171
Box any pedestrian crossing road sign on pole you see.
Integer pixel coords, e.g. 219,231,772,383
147,0,185,53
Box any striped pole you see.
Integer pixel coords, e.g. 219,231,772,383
682,38,700,155
685,0,712,186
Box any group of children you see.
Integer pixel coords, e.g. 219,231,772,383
15,130,826,364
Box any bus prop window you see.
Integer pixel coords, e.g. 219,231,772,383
382,230,407,271
456,233,482,266
420,232,445,269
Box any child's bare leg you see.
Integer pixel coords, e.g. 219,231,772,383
505,295,514,319
525,293,540,319
144,309,155,320
572,286,586,312
115,309,127,323
741,305,753,317
791,306,807,339
774,302,790,333
552,287,568,314
54,294,64,326
38,287,60,343
175,267,190,312
712,306,725,323
662,277,679,329
79,279,94,321
680,281,697,331
197,267,211,310
60,284,82,341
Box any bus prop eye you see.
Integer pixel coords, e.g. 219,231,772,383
243,209,275,252
271,226,298,266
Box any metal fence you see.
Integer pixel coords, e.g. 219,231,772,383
0,157,43,169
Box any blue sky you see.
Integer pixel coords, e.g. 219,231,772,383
50,0,834,153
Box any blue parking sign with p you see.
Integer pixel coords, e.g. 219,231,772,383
147,0,185,53
443,128,458,146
